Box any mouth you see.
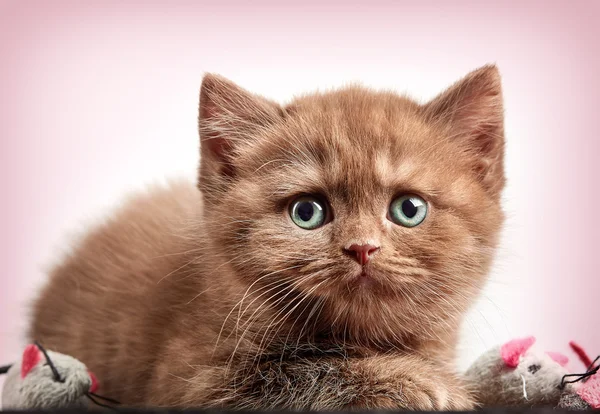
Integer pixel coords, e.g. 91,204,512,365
339,267,400,299
352,268,376,288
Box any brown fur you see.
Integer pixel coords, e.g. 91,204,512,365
30,65,505,409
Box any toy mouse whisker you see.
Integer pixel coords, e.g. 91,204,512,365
34,341,64,383
581,362,600,384
560,364,600,388
561,373,588,388
586,355,599,373
85,393,119,410
88,391,121,405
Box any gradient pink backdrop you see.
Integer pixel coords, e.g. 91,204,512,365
1,0,598,394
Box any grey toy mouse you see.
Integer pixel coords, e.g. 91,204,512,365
1,342,102,409
464,336,573,408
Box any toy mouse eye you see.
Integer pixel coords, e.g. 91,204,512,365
528,364,541,374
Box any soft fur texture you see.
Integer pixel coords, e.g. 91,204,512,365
30,65,505,409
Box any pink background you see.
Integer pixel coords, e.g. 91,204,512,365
0,0,598,395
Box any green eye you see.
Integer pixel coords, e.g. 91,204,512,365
389,194,428,227
289,196,328,230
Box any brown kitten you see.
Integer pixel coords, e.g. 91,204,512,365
30,65,505,409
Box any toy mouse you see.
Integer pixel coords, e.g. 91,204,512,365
465,336,572,407
1,342,107,409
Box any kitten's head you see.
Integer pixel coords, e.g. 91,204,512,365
198,66,505,349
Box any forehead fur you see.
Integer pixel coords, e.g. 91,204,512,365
233,86,488,212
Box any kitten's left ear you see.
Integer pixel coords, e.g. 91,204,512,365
423,65,505,195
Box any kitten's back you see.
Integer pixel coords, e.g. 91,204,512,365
29,180,201,403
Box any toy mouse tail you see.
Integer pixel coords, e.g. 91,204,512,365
0,364,12,374
570,341,593,368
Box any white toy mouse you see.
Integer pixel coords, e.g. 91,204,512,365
1,342,116,409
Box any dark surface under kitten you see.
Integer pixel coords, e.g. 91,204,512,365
1,410,575,414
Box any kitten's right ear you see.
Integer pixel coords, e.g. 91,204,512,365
198,74,282,184
423,65,505,195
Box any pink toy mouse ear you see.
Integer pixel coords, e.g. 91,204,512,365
88,370,99,393
21,344,43,378
547,351,569,367
501,336,536,368
570,341,593,368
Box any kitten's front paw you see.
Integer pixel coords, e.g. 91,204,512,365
395,374,474,410
347,373,474,410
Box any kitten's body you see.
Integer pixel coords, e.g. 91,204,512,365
30,67,505,409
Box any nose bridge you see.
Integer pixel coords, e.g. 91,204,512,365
340,210,382,248
341,211,382,265
332,159,383,246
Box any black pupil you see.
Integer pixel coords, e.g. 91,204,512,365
401,199,418,218
298,202,314,222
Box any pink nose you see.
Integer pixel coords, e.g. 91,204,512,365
344,244,380,265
